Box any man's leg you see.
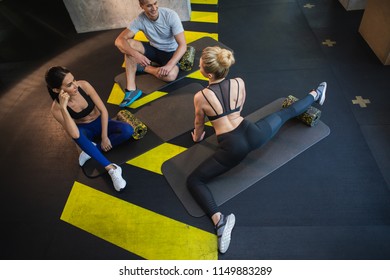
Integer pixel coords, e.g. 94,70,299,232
119,39,145,107
144,64,180,82
124,39,145,90
141,45,180,82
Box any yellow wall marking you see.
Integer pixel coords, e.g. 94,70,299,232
191,0,218,4
61,182,217,260
127,143,187,174
191,11,218,23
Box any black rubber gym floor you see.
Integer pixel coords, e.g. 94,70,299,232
1,0,390,260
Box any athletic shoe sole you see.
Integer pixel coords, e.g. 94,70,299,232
218,214,236,254
316,82,327,106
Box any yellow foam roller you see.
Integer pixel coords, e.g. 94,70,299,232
116,110,147,139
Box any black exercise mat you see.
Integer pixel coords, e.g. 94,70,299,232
114,36,232,95
162,98,331,217
132,83,204,142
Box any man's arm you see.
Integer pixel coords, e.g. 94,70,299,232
168,32,187,68
115,28,137,56
158,31,187,77
115,28,151,67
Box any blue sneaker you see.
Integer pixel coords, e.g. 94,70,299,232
136,64,145,73
119,89,142,107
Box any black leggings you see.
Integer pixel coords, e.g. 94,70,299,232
187,94,315,217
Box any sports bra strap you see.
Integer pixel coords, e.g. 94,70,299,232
201,79,241,121
201,90,218,115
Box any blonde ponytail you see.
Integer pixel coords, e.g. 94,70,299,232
201,46,235,79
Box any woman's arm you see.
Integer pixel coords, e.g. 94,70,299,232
79,81,112,152
51,92,80,139
237,78,246,113
191,91,206,142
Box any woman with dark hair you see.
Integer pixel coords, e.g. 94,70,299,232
188,46,327,253
45,66,133,192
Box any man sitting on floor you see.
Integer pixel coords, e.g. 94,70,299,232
115,0,187,107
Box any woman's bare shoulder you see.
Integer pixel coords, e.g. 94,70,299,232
77,80,90,87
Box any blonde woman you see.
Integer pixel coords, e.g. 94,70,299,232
187,46,327,253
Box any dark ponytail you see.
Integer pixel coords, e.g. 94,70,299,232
45,66,70,101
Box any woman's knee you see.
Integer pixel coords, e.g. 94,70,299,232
122,123,134,139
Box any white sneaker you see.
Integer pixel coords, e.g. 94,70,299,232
108,164,126,192
78,151,91,166
215,213,236,254
315,82,327,106
78,142,96,166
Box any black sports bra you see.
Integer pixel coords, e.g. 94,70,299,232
67,87,95,119
201,78,241,121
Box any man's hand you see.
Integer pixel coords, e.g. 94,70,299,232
135,53,151,67
157,63,176,77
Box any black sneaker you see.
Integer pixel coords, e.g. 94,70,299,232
215,213,236,254
119,89,142,107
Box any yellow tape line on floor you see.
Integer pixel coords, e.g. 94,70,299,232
61,181,217,260
127,143,187,175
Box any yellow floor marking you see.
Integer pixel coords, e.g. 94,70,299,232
187,69,208,81
127,143,187,174
107,83,126,105
129,91,168,109
322,39,336,47
107,83,168,108
191,11,218,23
185,31,218,44
61,182,217,260
352,96,371,108
191,0,218,4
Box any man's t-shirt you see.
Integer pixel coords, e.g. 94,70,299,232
129,7,184,52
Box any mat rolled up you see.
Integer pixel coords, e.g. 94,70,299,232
282,95,321,127
116,110,147,140
179,46,196,71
